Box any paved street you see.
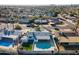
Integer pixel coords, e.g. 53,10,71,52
58,14,75,28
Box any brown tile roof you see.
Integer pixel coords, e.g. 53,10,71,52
59,36,79,43
57,28,79,43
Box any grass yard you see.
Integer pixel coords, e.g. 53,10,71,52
22,43,33,51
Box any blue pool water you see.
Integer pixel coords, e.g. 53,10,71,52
0,40,12,47
36,41,52,49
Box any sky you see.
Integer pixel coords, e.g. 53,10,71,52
0,0,79,5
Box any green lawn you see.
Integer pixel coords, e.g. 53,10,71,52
22,43,33,51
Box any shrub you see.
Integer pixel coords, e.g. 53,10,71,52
35,26,41,31
15,25,22,30
59,21,64,25
22,43,32,51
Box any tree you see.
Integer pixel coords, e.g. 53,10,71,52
72,20,79,34
15,24,22,30
10,17,16,29
35,25,41,31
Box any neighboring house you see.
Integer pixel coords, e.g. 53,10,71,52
57,30,79,54
50,18,62,24
0,17,7,23
59,32,79,46
21,32,52,43
21,31,57,53
18,18,30,24
34,19,48,24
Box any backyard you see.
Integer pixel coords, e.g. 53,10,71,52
21,43,33,51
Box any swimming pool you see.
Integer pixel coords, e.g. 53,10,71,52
0,40,13,47
36,40,52,49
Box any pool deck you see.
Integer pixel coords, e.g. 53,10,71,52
1,35,18,40
0,45,18,54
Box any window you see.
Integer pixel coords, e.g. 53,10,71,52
69,43,79,45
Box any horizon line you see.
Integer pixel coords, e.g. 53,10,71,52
0,4,79,6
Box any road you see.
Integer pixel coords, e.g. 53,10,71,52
42,14,77,35
58,14,75,28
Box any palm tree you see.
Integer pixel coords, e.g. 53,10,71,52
6,16,9,29
9,16,16,30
